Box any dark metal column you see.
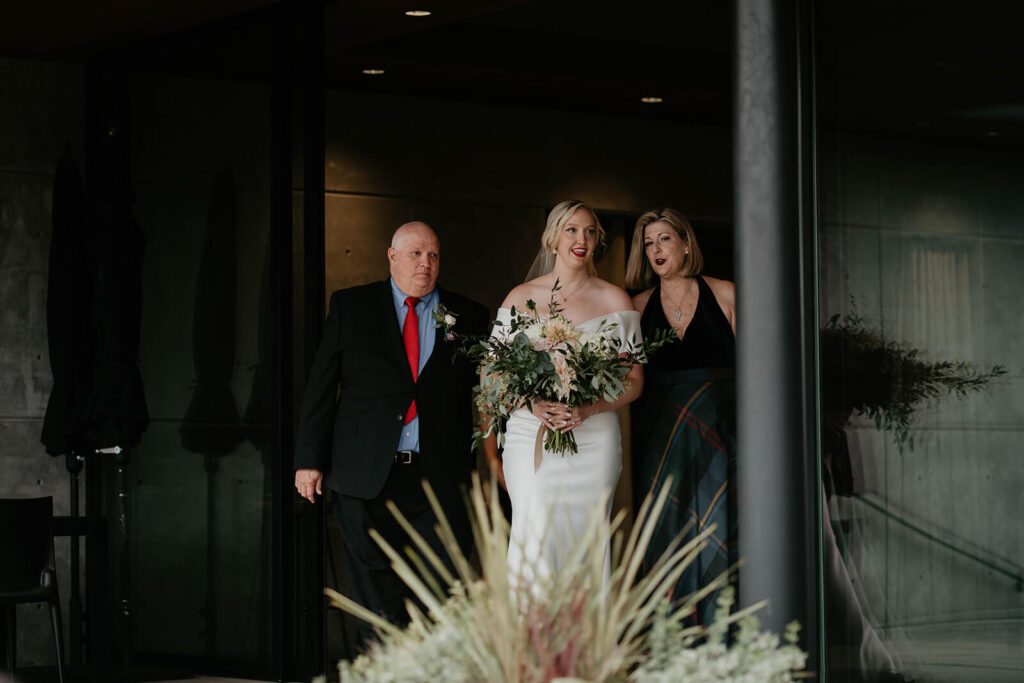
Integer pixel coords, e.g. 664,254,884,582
111,446,132,671
65,453,84,666
301,1,327,678
734,0,821,667
270,5,295,680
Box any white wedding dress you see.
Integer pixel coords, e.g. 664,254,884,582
493,308,642,587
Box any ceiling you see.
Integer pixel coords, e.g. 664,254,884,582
322,0,732,124
2,0,1022,145
816,0,1024,147
0,0,280,56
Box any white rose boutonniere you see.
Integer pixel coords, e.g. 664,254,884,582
432,304,458,341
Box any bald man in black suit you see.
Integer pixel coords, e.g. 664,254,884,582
294,221,488,648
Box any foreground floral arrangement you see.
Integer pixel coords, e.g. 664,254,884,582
436,281,674,457
322,477,807,682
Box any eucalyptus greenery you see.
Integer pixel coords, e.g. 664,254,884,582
323,476,807,682
821,310,1006,451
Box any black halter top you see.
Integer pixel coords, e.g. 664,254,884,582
640,276,736,373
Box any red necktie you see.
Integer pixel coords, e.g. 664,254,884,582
402,296,420,424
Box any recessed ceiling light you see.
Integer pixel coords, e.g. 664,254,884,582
405,10,431,17
984,130,1000,137
641,96,663,104
362,68,386,75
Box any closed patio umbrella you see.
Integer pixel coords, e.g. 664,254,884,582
85,127,148,450
179,166,243,456
42,147,94,456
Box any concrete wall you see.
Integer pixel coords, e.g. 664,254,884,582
819,133,1024,679
0,57,85,667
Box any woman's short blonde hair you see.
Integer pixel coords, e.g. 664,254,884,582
625,208,703,289
541,200,605,275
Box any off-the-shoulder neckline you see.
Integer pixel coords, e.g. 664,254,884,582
496,307,639,327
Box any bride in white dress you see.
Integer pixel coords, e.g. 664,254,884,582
484,200,644,586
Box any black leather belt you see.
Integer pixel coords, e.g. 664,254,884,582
395,450,417,464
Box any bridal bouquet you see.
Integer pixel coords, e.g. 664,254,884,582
436,282,673,457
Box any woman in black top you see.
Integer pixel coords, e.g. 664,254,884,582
627,208,737,627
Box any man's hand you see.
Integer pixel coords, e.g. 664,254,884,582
295,468,323,503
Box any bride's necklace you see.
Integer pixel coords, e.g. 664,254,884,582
554,274,589,303
661,277,696,322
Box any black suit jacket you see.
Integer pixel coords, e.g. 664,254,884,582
294,280,488,501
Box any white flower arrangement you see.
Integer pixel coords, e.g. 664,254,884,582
633,590,807,683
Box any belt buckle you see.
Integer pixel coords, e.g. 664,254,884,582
396,450,414,464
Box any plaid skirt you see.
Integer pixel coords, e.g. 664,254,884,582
633,367,737,627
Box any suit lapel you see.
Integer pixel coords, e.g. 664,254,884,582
375,280,412,380
419,286,450,381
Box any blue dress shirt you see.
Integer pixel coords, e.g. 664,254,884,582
390,278,438,453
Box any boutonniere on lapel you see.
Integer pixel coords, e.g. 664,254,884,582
432,304,458,341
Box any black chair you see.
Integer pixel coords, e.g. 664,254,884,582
0,496,66,683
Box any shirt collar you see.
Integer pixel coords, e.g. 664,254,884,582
389,277,438,308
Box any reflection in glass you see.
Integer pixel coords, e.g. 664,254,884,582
817,3,1024,680
130,23,278,666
